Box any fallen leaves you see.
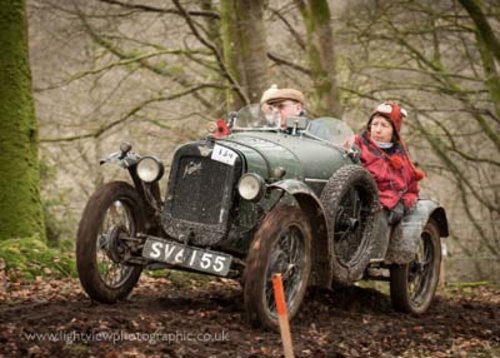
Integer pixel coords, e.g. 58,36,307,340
0,277,499,357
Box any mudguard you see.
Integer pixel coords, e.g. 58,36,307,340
268,179,333,288
269,179,321,201
384,199,449,265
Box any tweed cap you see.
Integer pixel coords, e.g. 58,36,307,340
265,88,305,106
260,84,279,104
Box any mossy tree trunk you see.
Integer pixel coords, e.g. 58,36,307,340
237,0,269,104
0,0,45,241
296,0,343,117
458,0,500,119
220,0,244,110
198,0,226,118
220,0,269,110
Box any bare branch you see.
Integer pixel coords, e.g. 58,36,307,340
458,0,500,62
38,49,210,91
96,0,220,19
269,7,306,51
424,113,500,166
267,52,311,75
171,0,249,105
414,115,499,213
41,84,224,143
74,6,216,110
458,179,499,256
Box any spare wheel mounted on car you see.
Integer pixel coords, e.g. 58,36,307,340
320,164,380,284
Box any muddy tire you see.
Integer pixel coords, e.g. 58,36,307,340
390,219,441,314
77,181,145,303
320,165,379,284
244,204,312,331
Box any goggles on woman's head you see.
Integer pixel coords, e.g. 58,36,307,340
375,103,407,117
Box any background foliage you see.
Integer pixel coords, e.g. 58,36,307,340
21,0,500,282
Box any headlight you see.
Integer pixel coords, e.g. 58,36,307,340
238,173,265,201
136,156,164,183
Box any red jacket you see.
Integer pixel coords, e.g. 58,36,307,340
354,132,421,210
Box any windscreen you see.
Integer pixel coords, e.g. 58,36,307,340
232,104,280,130
305,117,354,145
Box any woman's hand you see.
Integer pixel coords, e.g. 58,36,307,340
342,135,355,149
388,201,406,224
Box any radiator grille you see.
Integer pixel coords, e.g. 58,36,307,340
171,156,233,225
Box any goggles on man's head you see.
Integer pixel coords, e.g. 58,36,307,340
375,103,407,117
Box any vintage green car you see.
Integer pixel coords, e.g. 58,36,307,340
76,104,449,330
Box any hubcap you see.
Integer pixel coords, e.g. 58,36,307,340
96,200,136,288
265,226,306,316
408,232,434,306
334,187,371,266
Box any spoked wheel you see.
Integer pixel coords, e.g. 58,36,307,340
334,187,366,265
77,181,145,303
244,205,312,331
320,165,379,283
390,219,442,314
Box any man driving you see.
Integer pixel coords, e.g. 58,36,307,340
262,87,306,129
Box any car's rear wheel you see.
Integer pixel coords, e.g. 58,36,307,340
243,204,312,331
390,219,441,314
320,165,380,284
77,181,144,303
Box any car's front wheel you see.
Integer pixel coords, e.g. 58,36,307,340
390,219,442,314
76,181,145,303
243,204,312,331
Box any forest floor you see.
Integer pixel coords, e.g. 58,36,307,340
0,273,498,357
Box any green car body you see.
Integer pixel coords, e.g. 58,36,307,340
160,114,357,264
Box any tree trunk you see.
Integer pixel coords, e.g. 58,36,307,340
237,0,269,104
458,0,500,63
220,0,245,110
458,0,500,118
220,0,269,110
197,0,227,117
297,0,343,117
0,0,45,240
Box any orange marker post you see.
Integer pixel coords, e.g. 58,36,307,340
272,273,295,358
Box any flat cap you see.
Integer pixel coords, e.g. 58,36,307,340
265,88,305,106
260,84,279,104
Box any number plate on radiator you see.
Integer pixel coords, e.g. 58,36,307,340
142,238,232,276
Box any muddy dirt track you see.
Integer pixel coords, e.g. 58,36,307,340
0,275,498,357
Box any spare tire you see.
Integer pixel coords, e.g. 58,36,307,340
320,164,380,284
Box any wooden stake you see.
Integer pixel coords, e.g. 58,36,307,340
272,273,295,358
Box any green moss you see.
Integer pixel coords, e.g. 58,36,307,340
0,0,46,241
39,158,76,247
219,0,244,110
309,0,331,25
0,237,76,279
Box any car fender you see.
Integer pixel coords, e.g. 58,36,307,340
385,199,449,264
268,179,333,288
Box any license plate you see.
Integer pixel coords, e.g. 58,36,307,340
142,238,232,276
